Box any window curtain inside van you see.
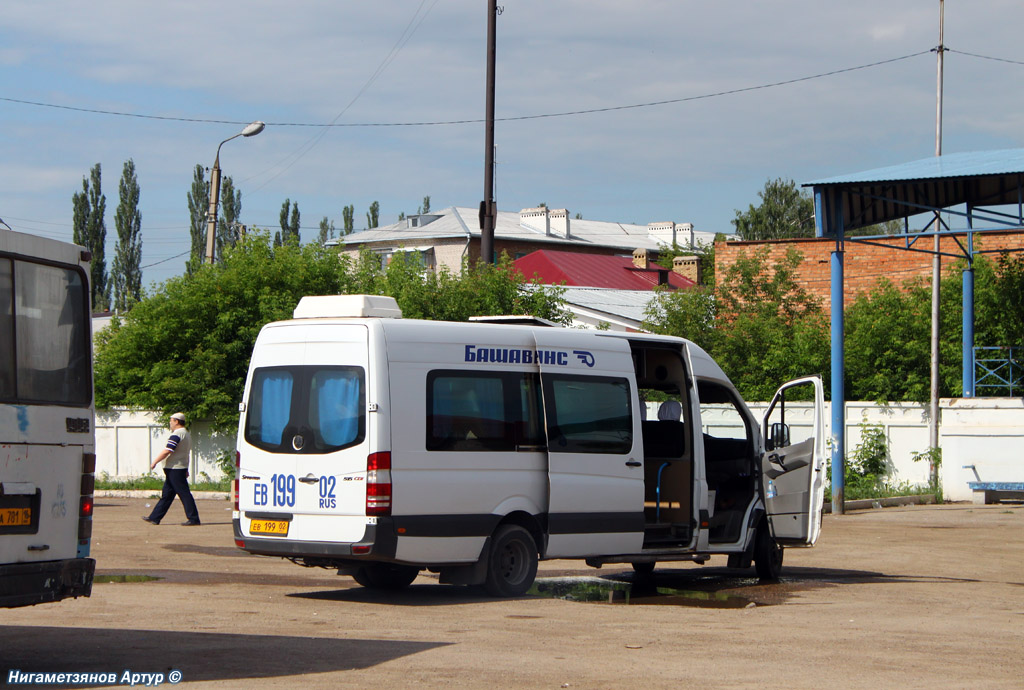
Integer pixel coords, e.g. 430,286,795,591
313,371,361,447
254,372,293,446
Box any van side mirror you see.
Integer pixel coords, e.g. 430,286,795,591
768,422,790,450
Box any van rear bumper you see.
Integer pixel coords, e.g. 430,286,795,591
233,518,397,561
0,558,95,608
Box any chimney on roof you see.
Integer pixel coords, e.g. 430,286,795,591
648,222,676,246
673,255,701,284
632,248,650,270
679,223,695,248
520,207,550,235
549,208,571,238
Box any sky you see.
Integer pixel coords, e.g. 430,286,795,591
2,1,1024,288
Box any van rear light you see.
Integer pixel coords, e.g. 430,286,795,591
234,446,241,509
366,451,391,517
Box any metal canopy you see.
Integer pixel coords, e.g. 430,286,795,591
803,148,1024,518
805,148,1024,234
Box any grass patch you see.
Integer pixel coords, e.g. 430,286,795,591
96,474,230,492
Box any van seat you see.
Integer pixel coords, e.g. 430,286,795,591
642,420,685,459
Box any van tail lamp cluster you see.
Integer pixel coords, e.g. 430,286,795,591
233,451,241,511
79,452,96,543
366,451,392,517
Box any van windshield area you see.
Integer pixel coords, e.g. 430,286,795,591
245,366,365,454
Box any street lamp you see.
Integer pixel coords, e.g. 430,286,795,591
205,120,265,264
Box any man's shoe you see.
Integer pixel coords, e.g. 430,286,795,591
141,516,159,525
182,521,201,526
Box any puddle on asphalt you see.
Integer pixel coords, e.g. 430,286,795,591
94,574,163,584
529,576,768,608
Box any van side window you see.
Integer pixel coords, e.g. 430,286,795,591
427,371,544,452
246,366,365,454
544,375,632,454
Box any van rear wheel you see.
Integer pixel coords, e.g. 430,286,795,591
352,564,421,590
484,525,538,597
753,522,783,580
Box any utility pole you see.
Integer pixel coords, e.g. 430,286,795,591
479,0,499,265
928,0,944,486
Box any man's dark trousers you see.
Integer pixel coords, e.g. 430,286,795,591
147,468,200,524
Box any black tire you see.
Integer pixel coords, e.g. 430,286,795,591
352,563,420,590
753,522,783,580
484,525,539,597
631,561,656,578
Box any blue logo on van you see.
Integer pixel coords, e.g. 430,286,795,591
464,345,594,367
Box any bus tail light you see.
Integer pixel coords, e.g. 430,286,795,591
366,452,391,517
79,453,96,545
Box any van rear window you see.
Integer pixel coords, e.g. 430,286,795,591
246,366,365,454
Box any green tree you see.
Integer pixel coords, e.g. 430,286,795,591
111,159,142,312
318,216,335,245
732,178,815,241
186,164,209,274
844,277,932,402
418,195,431,214
712,247,829,400
279,199,300,245
366,201,380,229
643,246,828,401
342,205,355,235
94,238,568,430
72,163,109,310
217,175,242,259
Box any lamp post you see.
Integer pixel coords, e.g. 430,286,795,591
205,120,265,264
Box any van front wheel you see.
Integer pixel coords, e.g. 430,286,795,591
352,563,420,590
753,522,783,580
484,525,538,597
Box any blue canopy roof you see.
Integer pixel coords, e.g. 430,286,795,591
804,148,1024,234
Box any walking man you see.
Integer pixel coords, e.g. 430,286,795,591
142,412,201,526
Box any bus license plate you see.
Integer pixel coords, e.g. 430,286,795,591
249,519,289,536
0,508,33,527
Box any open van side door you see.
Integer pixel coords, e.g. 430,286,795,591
533,330,645,558
760,375,826,546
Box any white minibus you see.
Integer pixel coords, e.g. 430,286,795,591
234,295,825,596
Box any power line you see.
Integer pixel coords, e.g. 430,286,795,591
0,50,933,130
947,47,1024,66
141,249,190,270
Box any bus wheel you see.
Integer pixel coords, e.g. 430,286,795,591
353,564,420,590
484,525,538,597
753,522,783,580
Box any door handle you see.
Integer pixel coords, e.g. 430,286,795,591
298,475,319,485
625,459,642,468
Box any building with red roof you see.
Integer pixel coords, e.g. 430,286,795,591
513,248,699,291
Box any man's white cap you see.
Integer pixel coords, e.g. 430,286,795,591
170,412,187,423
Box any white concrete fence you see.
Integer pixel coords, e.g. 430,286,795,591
97,398,1023,502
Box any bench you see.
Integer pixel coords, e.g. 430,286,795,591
967,482,1024,505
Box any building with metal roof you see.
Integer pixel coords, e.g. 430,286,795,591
330,205,715,272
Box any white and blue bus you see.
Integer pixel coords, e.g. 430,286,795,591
0,228,96,607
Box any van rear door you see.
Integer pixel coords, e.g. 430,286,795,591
533,331,644,557
760,376,826,546
239,324,371,544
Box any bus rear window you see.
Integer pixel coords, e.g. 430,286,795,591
245,366,365,454
0,257,91,405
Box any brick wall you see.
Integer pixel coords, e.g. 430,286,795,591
715,231,1024,315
